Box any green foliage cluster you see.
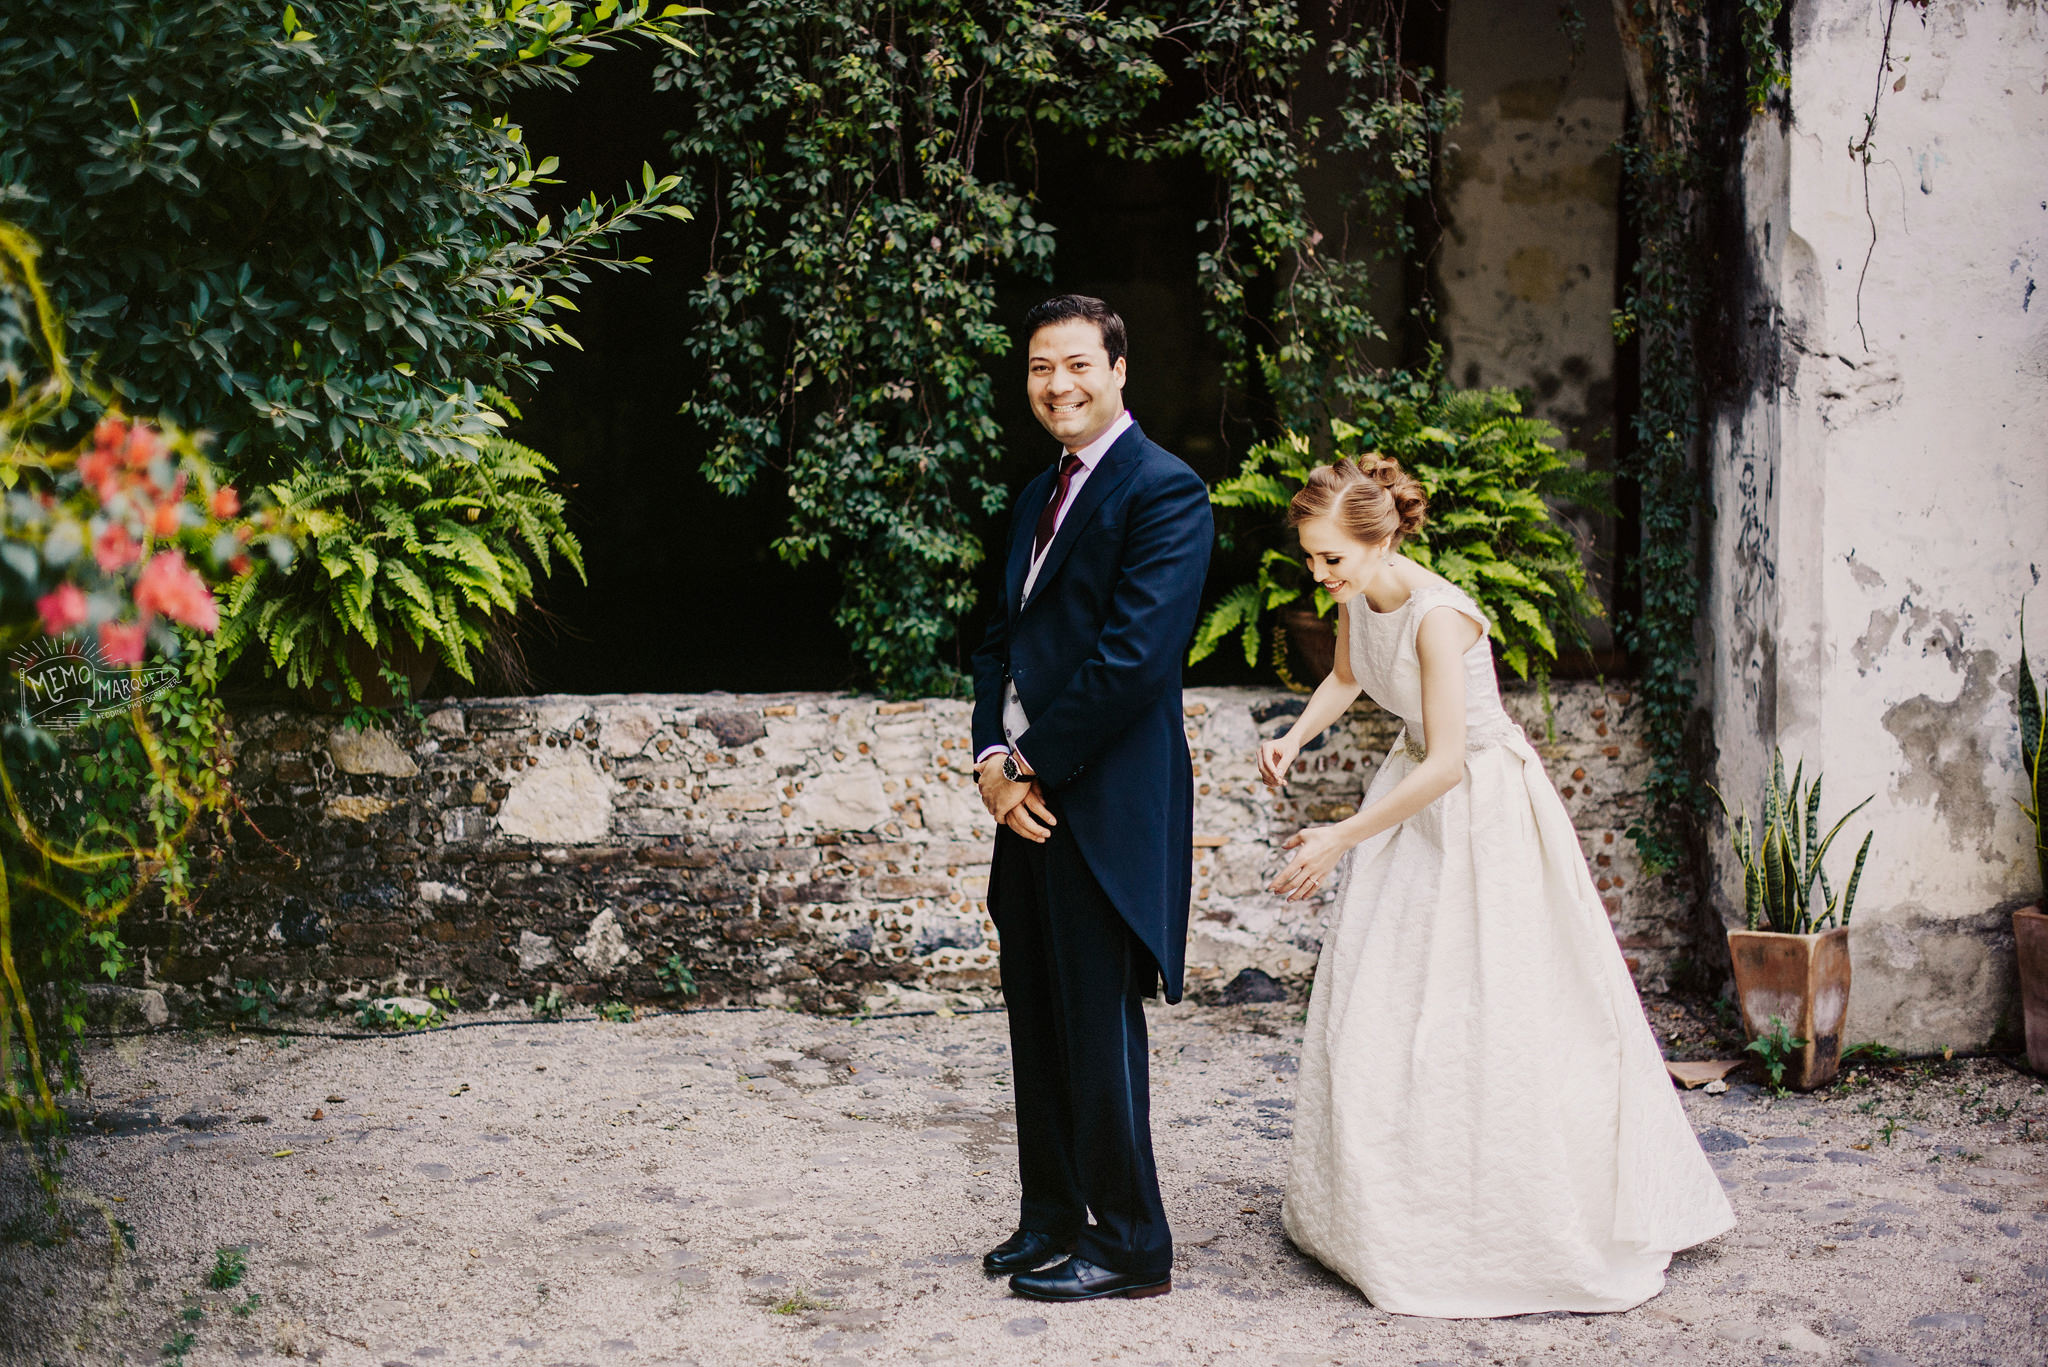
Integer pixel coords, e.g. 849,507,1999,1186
1746,1013,1805,1094
1192,386,1610,686
353,995,445,1031
655,0,1166,697
1711,748,1874,935
655,951,698,998
0,0,697,695
216,393,584,703
1607,3,1720,870
656,0,1454,694
1166,15,1459,434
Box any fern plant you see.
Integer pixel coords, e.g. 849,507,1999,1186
2018,601,2046,895
214,394,584,703
1710,748,1875,934
1190,386,1612,684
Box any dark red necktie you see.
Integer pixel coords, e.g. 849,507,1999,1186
1033,453,1085,559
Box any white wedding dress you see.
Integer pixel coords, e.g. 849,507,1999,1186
1280,581,1735,1318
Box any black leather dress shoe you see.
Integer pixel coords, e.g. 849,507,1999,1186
1008,1255,1170,1301
981,1229,1072,1274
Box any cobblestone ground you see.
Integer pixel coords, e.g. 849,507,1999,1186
3,1003,2044,1367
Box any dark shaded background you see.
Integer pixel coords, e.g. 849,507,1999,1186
486,44,1396,697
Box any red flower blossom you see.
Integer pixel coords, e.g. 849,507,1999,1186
94,521,140,571
133,550,219,632
36,582,89,636
98,619,148,666
151,498,183,538
94,417,127,452
228,553,252,576
123,424,160,470
79,446,121,502
212,486,241,519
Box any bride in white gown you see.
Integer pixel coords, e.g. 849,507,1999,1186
1258,455,1734,1318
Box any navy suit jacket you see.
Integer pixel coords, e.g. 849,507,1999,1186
970,420,1213,1003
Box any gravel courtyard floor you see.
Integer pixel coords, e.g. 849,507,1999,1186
3,1002,2045,1367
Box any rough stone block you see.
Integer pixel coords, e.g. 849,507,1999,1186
325,727,419,778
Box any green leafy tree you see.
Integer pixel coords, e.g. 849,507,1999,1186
655,0,1170,696
0,0,699,692
656,0,1455,695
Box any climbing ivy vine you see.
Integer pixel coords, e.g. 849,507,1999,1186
655,1,1454,696
1607,0,1787,871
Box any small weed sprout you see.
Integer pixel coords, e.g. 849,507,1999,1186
232,1293,262,1319
227,979,280,1027
1745,1015,1807,1094
208,1246,247,1290
595,1000,634,1023
771,1289,831,1315
656,953,699,999
531,987,568,1022
355,999,443,1031
161,1331,196,1364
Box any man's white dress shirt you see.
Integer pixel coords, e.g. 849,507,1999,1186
977,409,1134,771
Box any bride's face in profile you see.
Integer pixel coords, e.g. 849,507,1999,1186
1297,515,1394,603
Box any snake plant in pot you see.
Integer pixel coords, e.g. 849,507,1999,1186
1710,750,1875,1090
2011,604,2047,1075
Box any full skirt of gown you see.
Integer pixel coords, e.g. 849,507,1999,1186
1279,723,1736,1317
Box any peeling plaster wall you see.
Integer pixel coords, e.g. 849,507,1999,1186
1439,3,1627,638
1707,0,2048,1052
121,685,1683,1017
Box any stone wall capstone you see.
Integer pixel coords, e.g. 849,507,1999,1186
130,683,1687,1017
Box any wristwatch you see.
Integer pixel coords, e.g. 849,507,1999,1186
1001,752,1033,783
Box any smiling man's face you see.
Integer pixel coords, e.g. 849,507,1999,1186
1027,318,1126,451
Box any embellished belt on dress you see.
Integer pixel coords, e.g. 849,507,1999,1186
1394,718,1533,764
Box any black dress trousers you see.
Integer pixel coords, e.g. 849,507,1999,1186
990,796,1172,1280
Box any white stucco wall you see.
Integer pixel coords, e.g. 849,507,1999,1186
1440,6,1628,642
1707,0,2048,1051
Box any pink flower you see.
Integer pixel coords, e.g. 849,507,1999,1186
94,521,140,571
36,582,89,635
123,424,160,470
212,486,241,519
133,550,219,632
79,446,121,502
151,497,183,538
98,619,148,666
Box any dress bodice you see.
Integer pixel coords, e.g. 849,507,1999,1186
1342,580,1526,759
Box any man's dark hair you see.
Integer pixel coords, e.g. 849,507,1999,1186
1025,294,1127,367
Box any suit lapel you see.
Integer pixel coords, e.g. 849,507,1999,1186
1019,421,1146,614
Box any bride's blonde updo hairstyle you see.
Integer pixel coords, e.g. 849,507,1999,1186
1286,454,1428,547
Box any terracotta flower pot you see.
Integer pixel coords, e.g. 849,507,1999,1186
1280,606,1336,682
1726,925,1851,1091
2015,906,2048,1075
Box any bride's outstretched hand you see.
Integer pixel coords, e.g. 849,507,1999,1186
1271,825,1348,901
1257,736,1300,789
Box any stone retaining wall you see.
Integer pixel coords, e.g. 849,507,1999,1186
127,683,1689,1017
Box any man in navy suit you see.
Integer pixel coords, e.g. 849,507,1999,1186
969,294,1214,1301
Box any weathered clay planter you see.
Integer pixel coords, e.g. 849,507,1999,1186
1727,926,1851,1091
2015,906,2048,1075
1281,607,1336,682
